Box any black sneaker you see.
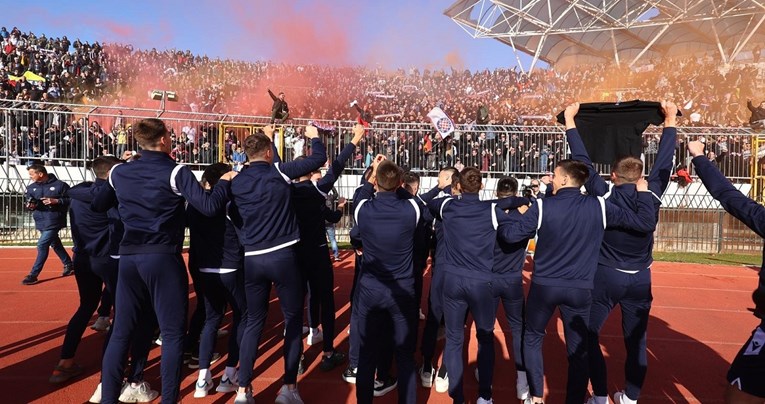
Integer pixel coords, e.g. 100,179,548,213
62,264,74,276
319,351,346,372
341,366,357,384
373,377,398,397
22,275,38,285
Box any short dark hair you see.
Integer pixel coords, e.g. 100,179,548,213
403,171,420,186
27,164,47,175
612,156,643,183
92,156,121,179
243,133,272,159
556,159,589,186
459,167,482,193
376,160,403,191
496,176,518,197
133,118,168,148
201,163,231,188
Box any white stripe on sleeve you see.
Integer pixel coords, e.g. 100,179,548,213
170,165,184,196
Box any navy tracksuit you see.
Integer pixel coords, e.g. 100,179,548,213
498,187,657,404
492,199,533,381
428,193,527,403
692,155,765,397
187,196,246,371
567,127,673,400
293,142,355,353
353,186,421,404
229,138,326,388
93,150,232,404
66,180,154,383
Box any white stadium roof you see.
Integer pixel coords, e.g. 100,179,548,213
445,0,765,71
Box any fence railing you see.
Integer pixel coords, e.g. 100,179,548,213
1,101,762,253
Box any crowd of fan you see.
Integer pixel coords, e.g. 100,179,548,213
1,25,764,179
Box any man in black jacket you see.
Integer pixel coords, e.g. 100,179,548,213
747,99,765,129
269,89,289,124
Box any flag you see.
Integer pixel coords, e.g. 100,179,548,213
427,106,454,138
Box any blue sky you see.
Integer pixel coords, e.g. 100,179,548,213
10,0,534,72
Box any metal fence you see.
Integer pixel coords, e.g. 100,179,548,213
1,101,762,253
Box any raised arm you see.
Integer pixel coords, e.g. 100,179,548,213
648,101,678,196
317,124,366,192
174,165,234,217
268,89,277,102
603,179,657,233
275,126,327,179
564,102,608,196
92,167,120,212
497,202,539,243
689,141,765,238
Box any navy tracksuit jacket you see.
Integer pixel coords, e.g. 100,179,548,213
93,150,231,404
568,126,672,400
498,185,657,404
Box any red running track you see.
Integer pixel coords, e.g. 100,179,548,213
0,248,760,403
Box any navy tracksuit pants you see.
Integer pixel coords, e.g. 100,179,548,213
239,248,304,387
300,244,336,353
442,275,497,403
420,263,446,367
101,253,188,404
355,276,417,404
524,283,591,404
493,276,526,373
60,252,106,360
588,266,652,400
199,270,247,369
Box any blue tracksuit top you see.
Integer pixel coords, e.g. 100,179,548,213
229,138,326,254
93,150,231,255
187,195,243,271
492,197,535,280
692,155,765,325
567,127,673,271
354,190,420,283
428,193,511,281
498,187,657,289
26,173,70,231
67,179,122,257
292,142,354,248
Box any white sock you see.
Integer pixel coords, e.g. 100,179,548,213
592,396,608,404
198,368,210,383
225,366,237,379
310,327,320,335
517,370,528,386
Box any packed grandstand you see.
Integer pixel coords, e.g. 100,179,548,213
1,25,764,180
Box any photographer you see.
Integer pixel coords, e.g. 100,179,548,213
522,179,544,200
21,164,73,285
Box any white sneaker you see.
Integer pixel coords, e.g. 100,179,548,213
419,366,433,388
614,391,632,404
419,309,426,320
193,378,213,398
88,383,102,403
153,336,162,346
517,382,530,400
477,398,493,404
234,390,255,404
350,100,358,108
118,381,159,403
307,329,323,346
90,316,111,332
434,371,448,393
216,373,238,393
275,385,304,404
